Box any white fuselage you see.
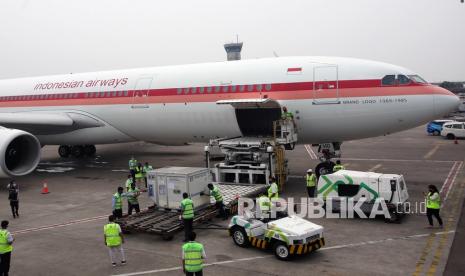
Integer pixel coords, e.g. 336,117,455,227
0,56,459,145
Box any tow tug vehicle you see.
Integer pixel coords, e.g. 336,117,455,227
228,212,325,261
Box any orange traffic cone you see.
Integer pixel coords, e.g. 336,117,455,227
41,182,50,194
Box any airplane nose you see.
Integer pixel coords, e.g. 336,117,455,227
434,87,460,117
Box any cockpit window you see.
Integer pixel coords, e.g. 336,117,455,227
381,75,396,86
397,75,411,85
408,75,428,84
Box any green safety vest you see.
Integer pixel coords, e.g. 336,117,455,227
426,192,441,209
333,165,345,172
181,198,194,219
0,229,13,254
129,159,137,169
127,187,140,205
143,165,153,175
114,192,123,210
104,223,122,247
281,111,293,120
211,186,223,203
306,174,316,187
135,167,143,179
258,196,270,212
268,182,279,199
125,179,133,191
183,242,204,272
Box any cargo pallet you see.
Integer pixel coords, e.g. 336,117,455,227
116,183,266,240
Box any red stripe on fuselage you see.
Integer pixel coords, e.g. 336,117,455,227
0,80,446,108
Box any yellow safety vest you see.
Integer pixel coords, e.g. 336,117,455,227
268,182,279,199
181,198,194,219
104,223,122,247
0,229,13,254
135,167,143,179
306,174,316,187
183,242,204,272
426,192,441,209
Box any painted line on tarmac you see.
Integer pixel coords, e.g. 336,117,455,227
112,231,454,276
423,145,440,159
344,158,455,163
11,215,108,235
304,144,318,160
368,163,382,172
440,161,463,202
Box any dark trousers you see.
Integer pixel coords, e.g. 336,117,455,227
144,177,148,188
427,208,443,226
216,201,227,219
128,203,140,215
186,270,203,276
183,218,193,241
0,251,11,276
130,169,136,182
9,201,19,217
113,209,123,219
307,186,316,198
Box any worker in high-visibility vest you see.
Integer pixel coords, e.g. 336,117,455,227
333,160,345,172
182,232,206,276
424,185,443,228
143,162,153,189
281,106,294,120
180,193,194,242
128,156,137,182
0,220,14,276
207,183,227,220
134,163,144,191
306,169,317,198
256,195,271,220
103,215,126,267
268,177,279,200
112,187,127,219
127,182,141,215
125,174,134,192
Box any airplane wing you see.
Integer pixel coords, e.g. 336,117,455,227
0,112,104,135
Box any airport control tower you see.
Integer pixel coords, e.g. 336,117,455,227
224,37,243,61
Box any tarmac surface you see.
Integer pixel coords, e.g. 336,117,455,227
1,125,464,276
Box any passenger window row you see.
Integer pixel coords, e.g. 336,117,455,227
0,91,130,101
176,83,273,95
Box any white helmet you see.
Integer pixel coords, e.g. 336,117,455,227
307,169,313,173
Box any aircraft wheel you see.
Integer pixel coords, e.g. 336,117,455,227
315,161,335,179
71,146,84,158
58,145,71,158
84,145,96,156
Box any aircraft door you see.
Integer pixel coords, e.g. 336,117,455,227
131,77,153,109
313,65,340,104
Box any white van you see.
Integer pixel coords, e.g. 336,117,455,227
317,170,409,222
441,121,465,139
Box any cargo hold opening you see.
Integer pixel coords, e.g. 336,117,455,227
216,98,282,136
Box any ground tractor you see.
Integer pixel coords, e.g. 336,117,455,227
317,170,410,222
228,214,325,261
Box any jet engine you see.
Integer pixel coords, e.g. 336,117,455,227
0,128,41,178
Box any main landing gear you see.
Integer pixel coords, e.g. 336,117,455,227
314,142,342,179
58,145,96,158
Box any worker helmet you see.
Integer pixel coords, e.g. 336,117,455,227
307,169,313,173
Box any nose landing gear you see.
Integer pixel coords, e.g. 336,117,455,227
314,142,342,179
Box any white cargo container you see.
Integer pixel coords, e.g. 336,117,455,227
147,167,211,210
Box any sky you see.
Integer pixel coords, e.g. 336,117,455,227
0,0,464,82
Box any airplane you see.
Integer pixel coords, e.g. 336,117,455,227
0,56,459,178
